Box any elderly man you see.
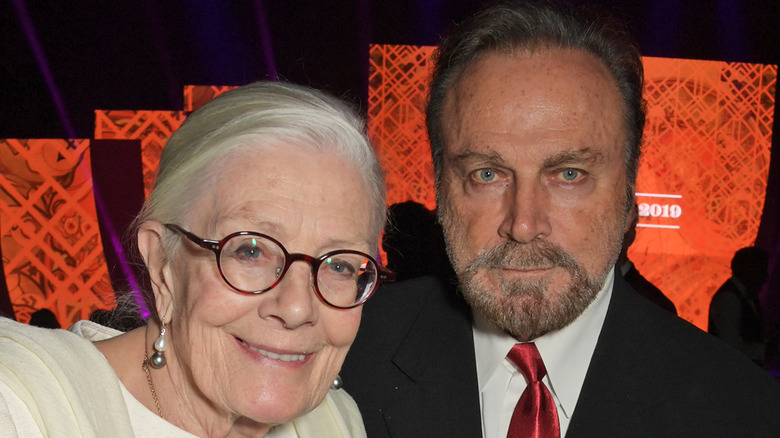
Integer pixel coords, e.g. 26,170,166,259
341,1,780,437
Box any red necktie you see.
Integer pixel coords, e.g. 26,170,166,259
506,343,560,438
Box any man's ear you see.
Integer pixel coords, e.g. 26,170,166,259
137,221,174,322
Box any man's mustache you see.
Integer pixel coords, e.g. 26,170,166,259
465,239,579,273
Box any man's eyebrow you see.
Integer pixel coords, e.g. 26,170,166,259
542,148,604,168
449,150,505,164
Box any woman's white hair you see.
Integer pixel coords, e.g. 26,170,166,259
130,81,386,318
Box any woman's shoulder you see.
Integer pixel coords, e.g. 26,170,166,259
69,318,124,341
323,388,362,419
0,317,118,356
279,388,367,438
0,317,134,437
1,317,83,347
0,317,111,385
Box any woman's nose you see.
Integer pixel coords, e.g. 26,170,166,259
257,262,318,329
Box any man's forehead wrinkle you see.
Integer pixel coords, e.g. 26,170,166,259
445,81,475,142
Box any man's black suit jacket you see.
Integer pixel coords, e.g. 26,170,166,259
341,272,780,437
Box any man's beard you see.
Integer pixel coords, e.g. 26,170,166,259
454,239,612,341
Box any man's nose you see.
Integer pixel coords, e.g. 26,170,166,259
498,181,552,243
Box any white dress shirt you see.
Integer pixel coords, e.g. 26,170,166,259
473,269,614,438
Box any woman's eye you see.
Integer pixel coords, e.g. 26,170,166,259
237,244,261,259
332,262,352,274
559,169,581,182
324,258,357,276
475,168,498,183
230,237,270,261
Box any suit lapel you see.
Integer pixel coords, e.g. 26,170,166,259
385,279,483,437
567,270,669,437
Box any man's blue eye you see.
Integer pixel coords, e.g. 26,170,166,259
561,169,580,181
477,169,497,182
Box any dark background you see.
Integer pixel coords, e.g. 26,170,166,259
3,1,780,137
2,1,780,322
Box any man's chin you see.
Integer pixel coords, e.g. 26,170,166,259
458,266,598,341
461,286,555,340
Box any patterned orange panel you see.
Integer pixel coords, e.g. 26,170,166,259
630,58,776,327
184,85,238,112
369,45,437,210
369,45,776,329
94,110,187,197
0,139,114,326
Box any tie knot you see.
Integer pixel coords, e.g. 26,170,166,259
507,343,546,383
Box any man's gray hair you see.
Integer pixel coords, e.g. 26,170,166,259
426,0,645,211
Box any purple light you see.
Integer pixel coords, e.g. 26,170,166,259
12,0,149,318
12,0,76,140
106,209,148,317
253,0,278,81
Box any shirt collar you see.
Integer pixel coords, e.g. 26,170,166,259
473,269,614,418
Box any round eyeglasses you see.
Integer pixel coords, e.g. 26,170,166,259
165,224,394,309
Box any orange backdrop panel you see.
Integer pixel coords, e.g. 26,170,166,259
369,44,776,329
0,139,114,325
369,45,438,210
631,58,776,327
0,87,226,325
184,85,238,112
93,86,237,195
1,66,774,331
94,110,188,197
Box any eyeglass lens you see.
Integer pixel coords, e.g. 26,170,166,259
219,234,378,308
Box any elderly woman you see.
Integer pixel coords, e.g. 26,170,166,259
0,82,393,437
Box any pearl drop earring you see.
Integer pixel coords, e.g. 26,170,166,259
150,321,168,369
